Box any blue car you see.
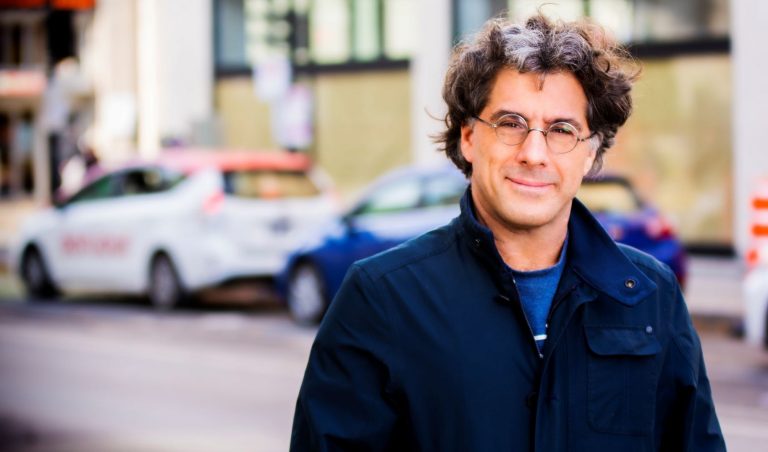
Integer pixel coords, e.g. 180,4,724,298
276,165,467,324
577,175,688,289
277,168,687,324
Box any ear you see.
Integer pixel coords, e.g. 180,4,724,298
582,146,597,176
460,122,476,164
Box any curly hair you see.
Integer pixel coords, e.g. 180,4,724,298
436,14,640,176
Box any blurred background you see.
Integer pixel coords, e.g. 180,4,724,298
0,0,767,451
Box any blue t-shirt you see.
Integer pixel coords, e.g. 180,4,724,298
509,240,567,357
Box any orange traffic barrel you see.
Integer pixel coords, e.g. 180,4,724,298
747,177,768,267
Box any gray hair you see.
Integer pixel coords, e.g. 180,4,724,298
436,14,640,176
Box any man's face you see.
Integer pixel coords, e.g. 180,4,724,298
460,69,596,235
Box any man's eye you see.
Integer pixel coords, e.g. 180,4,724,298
551,124,576,135
499,121,525,129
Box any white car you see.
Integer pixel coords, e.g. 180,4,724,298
745,247,768,349
10,150,338,309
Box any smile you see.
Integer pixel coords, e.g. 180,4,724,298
507,177,554,189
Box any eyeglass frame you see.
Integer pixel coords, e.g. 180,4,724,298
473,113,597,154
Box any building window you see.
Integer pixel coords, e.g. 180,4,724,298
213,0,413,76
214,0,248,71
454,0,730,48
382,0,413,60
308,0,350,64
352,0,380,62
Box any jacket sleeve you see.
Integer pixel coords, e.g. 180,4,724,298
656,284,726,452
290,264,400,452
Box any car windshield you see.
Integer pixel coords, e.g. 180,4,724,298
577,181,640,213
223,170,320,199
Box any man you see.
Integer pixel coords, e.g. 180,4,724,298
291,14,725,451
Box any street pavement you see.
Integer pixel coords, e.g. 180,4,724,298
0,301,314,451
0,197,758,451
0,297,765,452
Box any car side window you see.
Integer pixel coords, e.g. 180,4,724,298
121,168,183,196
223,170,320,199
66,174,119,204
577,180,641,213
423,174,467,208
355,177,422,215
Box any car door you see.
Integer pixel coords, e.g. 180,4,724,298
309,168,467,303
344,169,466,261
50,173,125,290
344,173,425,262
54,167,181,292
419,171,466,224
95,167,186,291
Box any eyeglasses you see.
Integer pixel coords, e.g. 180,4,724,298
474,113,596,154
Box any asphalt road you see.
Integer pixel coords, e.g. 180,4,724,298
0,297,766,452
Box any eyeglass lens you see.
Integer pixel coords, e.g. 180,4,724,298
493,114,580,154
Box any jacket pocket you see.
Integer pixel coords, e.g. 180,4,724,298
584,325,661,436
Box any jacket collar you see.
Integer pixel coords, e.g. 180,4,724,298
458,186,657,306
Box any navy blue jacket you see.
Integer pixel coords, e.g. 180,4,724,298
291,190,725,451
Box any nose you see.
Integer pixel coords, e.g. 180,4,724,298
515,128,549,166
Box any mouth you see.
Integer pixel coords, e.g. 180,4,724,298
507,177,555,189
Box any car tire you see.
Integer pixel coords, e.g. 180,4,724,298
148,254,184,311
287,262,328,325
20,247,58,300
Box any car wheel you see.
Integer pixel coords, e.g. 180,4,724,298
148,254,184,311
287,262,328,325
21,248,58,299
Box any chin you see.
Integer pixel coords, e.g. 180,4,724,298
501,209,555,230
505,194,571,225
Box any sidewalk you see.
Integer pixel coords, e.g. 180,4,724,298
685,256,745,333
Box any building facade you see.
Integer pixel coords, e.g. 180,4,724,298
212,0,421,196
0,0,213,202
0,0,95,202
211,0,744,253
1,0,764,258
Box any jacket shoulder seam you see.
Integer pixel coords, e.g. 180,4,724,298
362,230,458,282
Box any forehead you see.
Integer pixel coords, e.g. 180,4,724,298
484,69,589,122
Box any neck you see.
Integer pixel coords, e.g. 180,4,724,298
472,199,569,272
493,227,567,271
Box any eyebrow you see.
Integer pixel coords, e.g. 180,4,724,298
488,109,586,131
